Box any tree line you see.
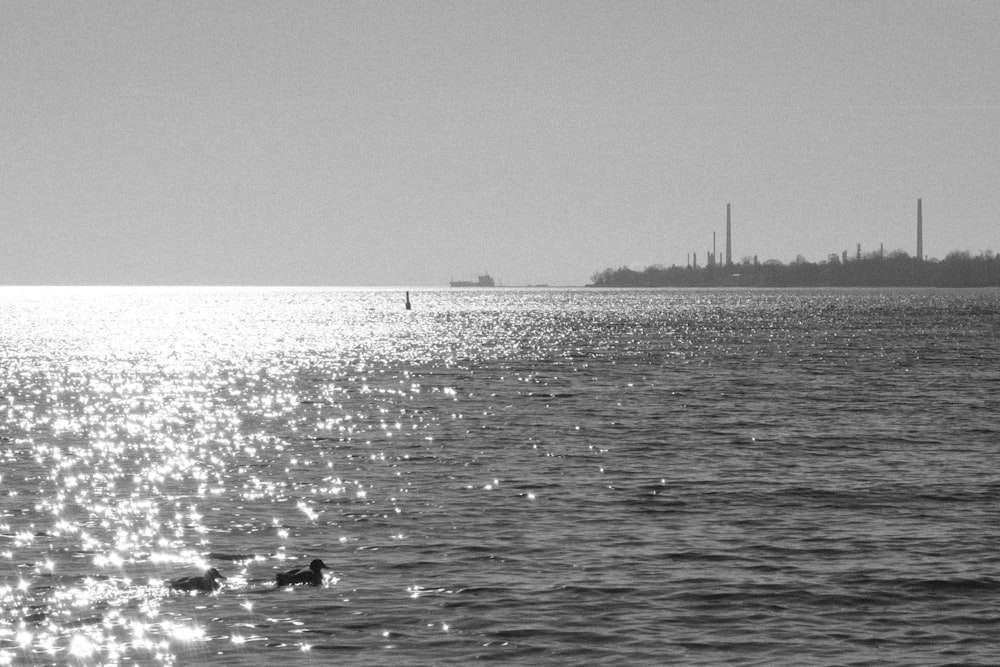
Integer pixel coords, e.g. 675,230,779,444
590,251,1000,288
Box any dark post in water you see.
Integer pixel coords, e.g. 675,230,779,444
405,291,411,310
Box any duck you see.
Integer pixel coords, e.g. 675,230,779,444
168,567,226,593
275,559,330,587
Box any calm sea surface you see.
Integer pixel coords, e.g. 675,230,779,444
1,287,998,666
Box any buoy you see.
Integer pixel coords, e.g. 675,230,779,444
405,291,412,310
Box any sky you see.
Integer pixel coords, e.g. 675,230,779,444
2,1,999,286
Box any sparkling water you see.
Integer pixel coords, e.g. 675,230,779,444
1,286,998,665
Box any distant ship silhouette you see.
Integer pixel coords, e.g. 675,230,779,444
450,274,495,287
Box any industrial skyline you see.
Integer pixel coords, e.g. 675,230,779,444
694,198,936,270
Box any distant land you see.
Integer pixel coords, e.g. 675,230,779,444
590,251,1000,288
592,200,999,288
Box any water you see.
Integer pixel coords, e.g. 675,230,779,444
1,286,998,666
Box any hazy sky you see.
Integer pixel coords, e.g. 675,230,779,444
3,1,999,286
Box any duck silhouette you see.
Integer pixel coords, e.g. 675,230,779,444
275,559,330,587
168,567,226,593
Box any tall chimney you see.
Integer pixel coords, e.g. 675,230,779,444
726,203,732,266
917,198,923,260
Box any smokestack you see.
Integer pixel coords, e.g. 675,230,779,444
917,198,923,260
726,203,732,266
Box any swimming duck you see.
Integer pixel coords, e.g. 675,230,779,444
169,567,226,593
275,559,330,587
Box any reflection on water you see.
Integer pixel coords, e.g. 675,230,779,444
1,287,999,665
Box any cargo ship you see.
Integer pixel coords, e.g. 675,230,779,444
449,274,496,287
